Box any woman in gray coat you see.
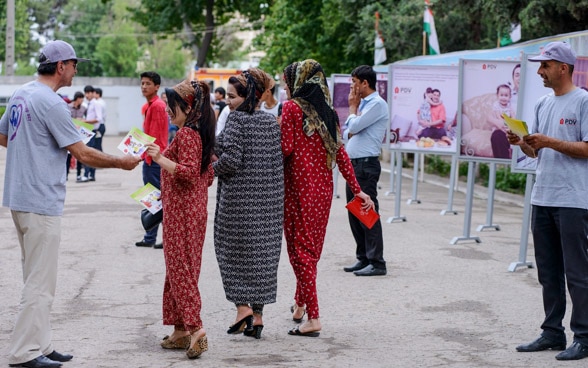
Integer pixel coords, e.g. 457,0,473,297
213,68,284,339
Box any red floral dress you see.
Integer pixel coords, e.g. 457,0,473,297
281,101,361,320
160,127,214,332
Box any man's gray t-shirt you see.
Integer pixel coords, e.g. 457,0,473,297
531,88,588,209
0,81,82,215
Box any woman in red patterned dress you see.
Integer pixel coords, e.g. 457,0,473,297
281,60,374,337
145,80,215,359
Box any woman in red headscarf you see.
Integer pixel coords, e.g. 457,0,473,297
145,79,215,359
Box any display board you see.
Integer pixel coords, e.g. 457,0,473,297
459,59,520,162
387,65,459,154
331,73,388,129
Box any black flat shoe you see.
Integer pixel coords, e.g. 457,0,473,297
290,304,306,323
45,351,73,362
555,342,588,360
288,326,320,337
244,325,264,339
227,315,253,334
516,335,566,352
343,260,368,272
9,356,62,368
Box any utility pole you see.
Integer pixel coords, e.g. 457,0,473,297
6,0,16,76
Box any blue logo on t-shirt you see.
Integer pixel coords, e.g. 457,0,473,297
9,104,23,141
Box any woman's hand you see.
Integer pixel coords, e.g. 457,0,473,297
145,142,161,162
356,191,375,211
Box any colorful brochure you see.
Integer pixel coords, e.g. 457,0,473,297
73,118,95,144
118,127,156,157
502,113,529,137
131,183,162,214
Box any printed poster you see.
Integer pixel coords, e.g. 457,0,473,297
459,59,520,162
388,65,459,154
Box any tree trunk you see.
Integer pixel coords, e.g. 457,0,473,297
197,0,215,67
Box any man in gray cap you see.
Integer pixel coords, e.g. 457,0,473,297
508,41,588,361
0,41,141,368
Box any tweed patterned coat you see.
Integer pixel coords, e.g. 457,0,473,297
213,110,284,305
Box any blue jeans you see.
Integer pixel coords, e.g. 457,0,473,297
142,161,161,244
83,124,105,179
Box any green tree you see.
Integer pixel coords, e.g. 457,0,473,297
138,37,191,79
129,0,273,68
257,0,588,76
0,0,41,75
55,0,111,76
94,23,139,77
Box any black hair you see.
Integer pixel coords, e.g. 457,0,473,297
165,82,216,175
214,87,226,98
94,87,102,97
84,85,95,93
351,65,376,90
496,84,511,95
37,53,58,75
140,71,161,86
73,91,85,100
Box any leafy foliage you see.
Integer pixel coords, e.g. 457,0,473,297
0,0,40,74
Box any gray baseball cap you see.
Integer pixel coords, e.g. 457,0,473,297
528,41,576,65
40,40,90,64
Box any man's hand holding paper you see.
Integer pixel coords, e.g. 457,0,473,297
501,113,529,138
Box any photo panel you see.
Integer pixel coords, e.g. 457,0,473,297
512,55,588,172
331,73,389,129
388,65,459,154
459,59,520,162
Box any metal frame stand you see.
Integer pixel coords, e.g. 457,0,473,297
333,166,340,198
450,161,481,244
385,151,397,196
387,151,407,223
407,152,421,204
476,162,500,231
508,173,535,272
441,155,459,215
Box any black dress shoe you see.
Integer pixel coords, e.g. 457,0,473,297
353,264,387,276
516,336,566,352
555,341,588,360
343,260,368,272
135,240,154,247
153,243,163,249
9,355,62,368
45,351,73,362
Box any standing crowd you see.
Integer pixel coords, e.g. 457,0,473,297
2,39,587,368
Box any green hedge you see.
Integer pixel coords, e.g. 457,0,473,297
423,155,527,195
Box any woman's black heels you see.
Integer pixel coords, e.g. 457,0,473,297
290,304,306,323
244,325,264,339
227,315,253,334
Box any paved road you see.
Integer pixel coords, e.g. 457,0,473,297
0,137,584,367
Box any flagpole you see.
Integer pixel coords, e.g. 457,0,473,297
423,31,426,55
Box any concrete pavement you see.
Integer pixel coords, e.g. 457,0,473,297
0,136,584,367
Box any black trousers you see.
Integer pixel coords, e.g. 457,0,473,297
345,157,386,269
531,205,588,345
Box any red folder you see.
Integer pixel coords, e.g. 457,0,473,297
345,197,380,229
